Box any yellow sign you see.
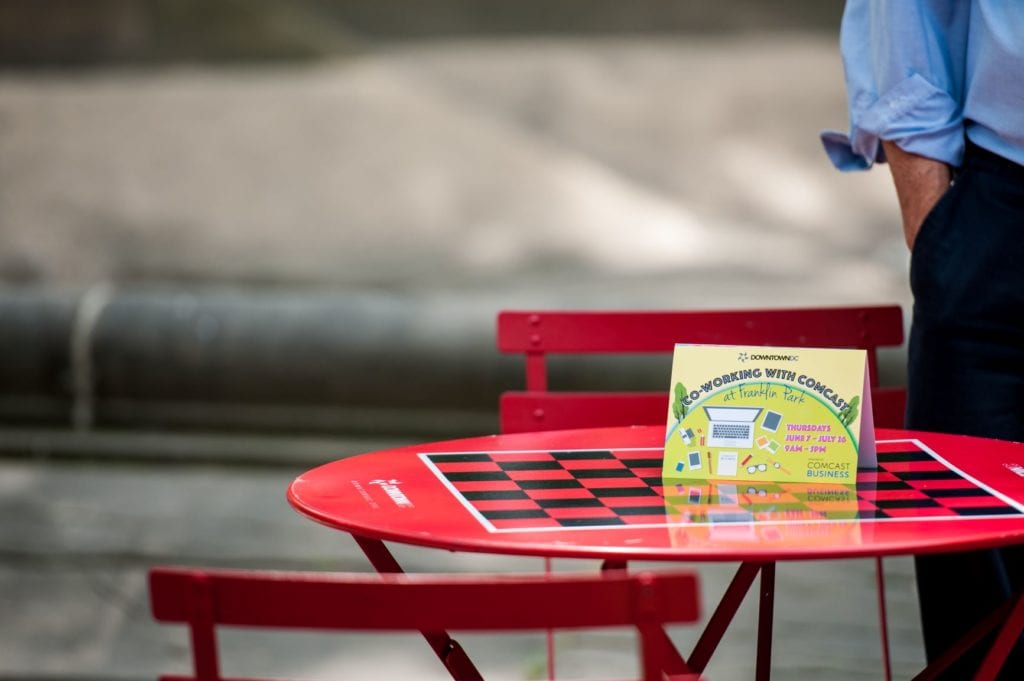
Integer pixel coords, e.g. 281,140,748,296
662,345,876,483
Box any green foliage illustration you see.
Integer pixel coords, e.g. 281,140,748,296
838,394,860,426
672,382,688,422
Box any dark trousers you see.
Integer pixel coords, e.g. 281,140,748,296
907,141,1024,679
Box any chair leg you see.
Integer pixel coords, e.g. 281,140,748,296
188,575,220,681
638,624,664,681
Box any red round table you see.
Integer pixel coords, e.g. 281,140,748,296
290,426,1024,561
288,426,1024,680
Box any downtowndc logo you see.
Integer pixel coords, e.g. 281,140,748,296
369,479,414,508
746,353,799,362
1004,463,1024,478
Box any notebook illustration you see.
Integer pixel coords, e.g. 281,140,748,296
703,406,763,448
761,410,783,432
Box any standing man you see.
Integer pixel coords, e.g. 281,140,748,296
822,1,1024,678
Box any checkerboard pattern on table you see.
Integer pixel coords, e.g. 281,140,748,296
422,440,1024,532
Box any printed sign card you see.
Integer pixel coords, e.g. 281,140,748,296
662,345,876,483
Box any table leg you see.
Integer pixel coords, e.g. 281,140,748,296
598,559,694,677
545,556,556,681
911,595,1019,681
975,592,1024,681
756,562,775,681
688,562,763,672
353,534,484,681
875,557,893,681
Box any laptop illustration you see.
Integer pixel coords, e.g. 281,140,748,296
703,406,763,448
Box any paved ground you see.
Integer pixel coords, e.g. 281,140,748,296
0,33,925,680
2,456,926,680
0,34,908,308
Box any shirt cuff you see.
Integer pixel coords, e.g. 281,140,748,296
820,130,875,171
821,72,965,172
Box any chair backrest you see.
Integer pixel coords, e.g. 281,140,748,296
150,567,701,681
497,305,906,433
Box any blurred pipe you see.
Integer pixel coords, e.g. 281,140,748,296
0,287,516,437
70,283,115,431
0,290,76,423
0,288,906,437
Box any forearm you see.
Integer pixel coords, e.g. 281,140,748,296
827,2,969,171
882,140,953,250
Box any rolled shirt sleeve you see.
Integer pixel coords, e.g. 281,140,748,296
822,0,970,171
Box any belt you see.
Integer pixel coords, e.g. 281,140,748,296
964,141,1024,181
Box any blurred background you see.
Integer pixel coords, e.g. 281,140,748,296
1,1,921,679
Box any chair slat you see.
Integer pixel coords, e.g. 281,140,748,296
501,385,908,433
500,392,668,433
498,307,904,353
151,568,699,631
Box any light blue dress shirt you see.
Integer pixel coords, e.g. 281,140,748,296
822,0,1024,171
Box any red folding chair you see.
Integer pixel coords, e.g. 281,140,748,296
497,306,905,433
150,566,703,681
496,305,906,680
